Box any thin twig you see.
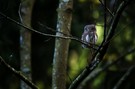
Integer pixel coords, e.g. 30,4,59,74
0,12,98,50
106,19,135,46
104,0,107,40
99,0,114,17
68,0,131,89
0,56,39,89
78,47,135,89
38,22,72,36
87,0,108,69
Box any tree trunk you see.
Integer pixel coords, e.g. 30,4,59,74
52,0,73,89
19,0,34,89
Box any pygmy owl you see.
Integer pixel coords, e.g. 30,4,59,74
81,24,98,48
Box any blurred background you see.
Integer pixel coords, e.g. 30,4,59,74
0,0,135,89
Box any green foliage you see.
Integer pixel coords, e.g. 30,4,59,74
0,0,135,89
92,72,106,89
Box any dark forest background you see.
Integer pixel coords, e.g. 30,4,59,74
0,0,135,89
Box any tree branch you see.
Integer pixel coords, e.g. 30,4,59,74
78,47,135,89
0,56,39,89
68,0,131,89
104,0,107,40
0,12,98,50
99,0,114,17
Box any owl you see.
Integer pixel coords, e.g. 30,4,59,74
81,24,98,48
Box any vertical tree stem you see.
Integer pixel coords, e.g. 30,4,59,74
52,0,73,89
19,0,35,89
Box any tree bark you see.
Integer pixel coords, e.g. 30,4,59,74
19,0,35,89
52,0,73,89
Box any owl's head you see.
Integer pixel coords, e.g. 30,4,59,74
84,24,96,33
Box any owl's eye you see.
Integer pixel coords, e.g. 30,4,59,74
91,27,95,31
84,27,89,32
89,26,95,31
